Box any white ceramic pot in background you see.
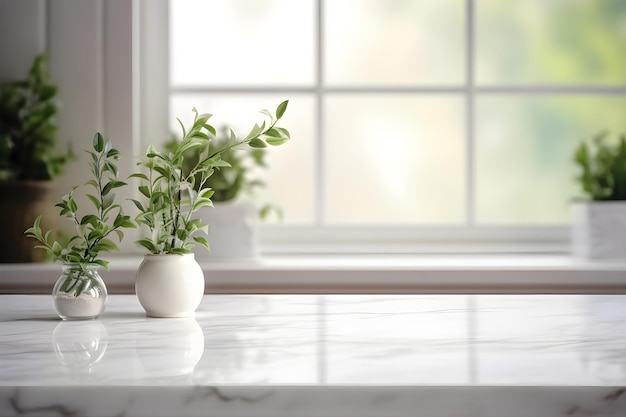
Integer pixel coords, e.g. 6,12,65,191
135,253,204,318
193,202,258,261
571,201,626,259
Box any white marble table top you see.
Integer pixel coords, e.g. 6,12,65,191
1,294,626,416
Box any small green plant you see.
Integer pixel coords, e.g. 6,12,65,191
132,100,290,255
0,54,73,181
574,131,626,201
25,133,135,271
165,126,279,219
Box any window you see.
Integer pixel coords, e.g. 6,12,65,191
164,0,626,253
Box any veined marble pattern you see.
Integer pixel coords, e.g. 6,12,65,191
1,294,626,416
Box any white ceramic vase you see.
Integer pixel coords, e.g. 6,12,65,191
135,253,205,318
571,201,626,259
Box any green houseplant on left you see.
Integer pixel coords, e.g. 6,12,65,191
0,53,73,262
25,134,134,320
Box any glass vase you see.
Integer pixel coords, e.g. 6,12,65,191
52,263,107,320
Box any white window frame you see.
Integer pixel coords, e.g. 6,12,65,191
7,0,626,295
138,0,626,256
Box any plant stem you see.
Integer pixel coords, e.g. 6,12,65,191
171,187,180,250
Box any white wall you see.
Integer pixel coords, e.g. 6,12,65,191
0,0,140,252
0,0,46,83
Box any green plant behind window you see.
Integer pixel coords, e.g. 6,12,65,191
165,126,274,210
0,54,72,181
574,131,626,201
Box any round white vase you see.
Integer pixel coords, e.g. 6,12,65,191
135,253,204,318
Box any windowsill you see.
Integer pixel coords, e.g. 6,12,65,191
2,254,626,294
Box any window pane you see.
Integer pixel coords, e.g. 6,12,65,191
324,95,465,225
476,0,626,85
475,95,626,225
170,0,315,86
170,94,316,225
324,0,464,86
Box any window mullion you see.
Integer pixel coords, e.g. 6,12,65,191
316,0,325,227
466,0,476,228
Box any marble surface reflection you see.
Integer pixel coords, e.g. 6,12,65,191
135,317,204,378
52,320,107,371
1,294,626,416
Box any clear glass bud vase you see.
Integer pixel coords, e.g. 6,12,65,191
52,263,107,320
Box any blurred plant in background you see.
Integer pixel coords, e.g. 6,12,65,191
165,126,281,220
574,132,626,201
0,53,72,181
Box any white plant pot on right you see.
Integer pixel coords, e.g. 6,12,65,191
571,201,626,259
193,202,258,261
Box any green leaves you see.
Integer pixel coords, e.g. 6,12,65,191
136,238,158,253
25,100,291,260
134,112,216,254
24,134,135,266
276,100,288,119
133,100,291,255
193,236,210,250
246,101,291,149
24,216,58,260
265,136,289,146
574,132,626,201
130,101,290,254
244,122,266,142
80,214,99,226
249,138,267,148
102,180,126,196
0,53,73,181
93,132,105,152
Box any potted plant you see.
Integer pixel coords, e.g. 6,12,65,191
132,101,290,317
0,53,73,262
165,126,279,260
572,131,626,258
25,133,134,320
